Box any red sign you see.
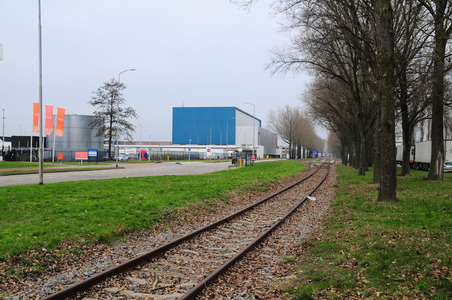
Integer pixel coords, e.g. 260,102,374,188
207,148,211,153
251,154,256,159
75,152,88,160
58,152,64,160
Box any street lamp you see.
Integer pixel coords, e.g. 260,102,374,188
139,124,142,160
148,135,151,162
2,109,5,156
189,139,192,161
244,102,255,161
38,0,44,184
115,68,135,167
226,117,235,148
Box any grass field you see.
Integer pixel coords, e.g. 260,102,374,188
0,160,306,263
0,162,111,169
0,161,116,175
289,165,452,300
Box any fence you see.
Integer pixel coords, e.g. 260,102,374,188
2,148,229,162
2,148,106,163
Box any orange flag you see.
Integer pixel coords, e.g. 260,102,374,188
33,103,39,133
56,108,65,136
45,105,53,135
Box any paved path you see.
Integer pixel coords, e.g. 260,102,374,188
0,161,233,187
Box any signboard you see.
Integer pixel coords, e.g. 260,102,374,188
75,152,88,160
88,149,98,164
88,149,98,157
139,150,148,160
251,154,256,160
207,148,211,153
313,151,318,155
57,152,64,160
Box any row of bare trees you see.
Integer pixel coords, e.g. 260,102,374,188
233,0,452,201
267,105,324,158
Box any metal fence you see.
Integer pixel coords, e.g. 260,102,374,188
2,148,229,162
2,148,107,163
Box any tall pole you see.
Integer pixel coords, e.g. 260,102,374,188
18,125,21,136
115,68,135,167
2,109,4,151
227,117,235,148
244,102,255,160
139,124,142,160
189,139,191,161
38,0,44,184
148,135,151,162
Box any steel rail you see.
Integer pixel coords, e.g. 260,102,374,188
41,162,325,300
179,162,330,299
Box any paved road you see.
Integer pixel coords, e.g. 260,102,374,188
0,161,233,187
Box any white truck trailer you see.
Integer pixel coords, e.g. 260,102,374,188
413,140,452,170
396,145,414,166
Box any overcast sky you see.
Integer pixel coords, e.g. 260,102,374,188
0,0,317,144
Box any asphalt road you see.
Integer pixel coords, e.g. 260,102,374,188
0,161,234,187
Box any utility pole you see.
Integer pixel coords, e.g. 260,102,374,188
2,109,5,158
38,0,44,184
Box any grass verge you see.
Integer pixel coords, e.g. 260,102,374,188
0,160,305,262
0,162,110,169
288,165,452,299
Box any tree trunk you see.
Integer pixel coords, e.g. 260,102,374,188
358,131,367,175
373,102,381,184
341,139,348,165
427,18,446,180
401,124,414,176
377,0,397,201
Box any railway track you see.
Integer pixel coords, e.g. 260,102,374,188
35,160,332,300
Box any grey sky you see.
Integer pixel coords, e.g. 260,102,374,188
0,0,315,143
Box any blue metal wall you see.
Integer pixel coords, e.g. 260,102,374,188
172,107,236,145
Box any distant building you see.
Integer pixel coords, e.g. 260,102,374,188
172,107,278,157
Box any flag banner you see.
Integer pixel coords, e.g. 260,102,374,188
56,107,65,136
33,103,39,133
45,105,53,135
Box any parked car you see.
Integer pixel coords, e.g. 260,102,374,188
444,161,452,173
118,154,129,161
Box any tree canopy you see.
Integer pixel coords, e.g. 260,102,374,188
88,78,138,160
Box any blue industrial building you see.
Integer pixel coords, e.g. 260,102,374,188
172,107,257,145
172,107,278,156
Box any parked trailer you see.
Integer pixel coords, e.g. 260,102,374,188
413,140,452,171
396,145,414,167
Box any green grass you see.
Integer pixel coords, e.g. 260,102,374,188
0,161,110,169
0,160,306,263
290,165,452,299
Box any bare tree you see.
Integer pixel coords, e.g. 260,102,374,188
267,105,301,158
88,78,138,160
416,0,452,180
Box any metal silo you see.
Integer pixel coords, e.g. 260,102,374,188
46,114,104,162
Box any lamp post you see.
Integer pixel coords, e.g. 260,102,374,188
244,102,255,160
115,68,135,167
38,0,44,184
227,117,235,148
2,109,5,156
148,135,151,162
139,124,142,160
189,139,192,161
